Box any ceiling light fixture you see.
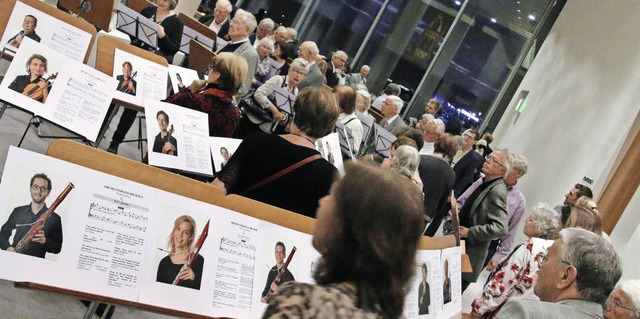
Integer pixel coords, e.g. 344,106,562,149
528,14,536,20
490,18,497,23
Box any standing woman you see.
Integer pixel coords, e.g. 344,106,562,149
156,215,204,290
163,52,248,137
107,0,184,153
263,163,425,318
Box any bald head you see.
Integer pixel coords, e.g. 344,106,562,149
298,41,319,63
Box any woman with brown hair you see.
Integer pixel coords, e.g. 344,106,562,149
213,87,339,217
263,163,424,318
156,215,204,290
163,52,248,137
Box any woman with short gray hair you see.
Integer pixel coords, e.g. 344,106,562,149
471,203,559,318
252,37,276,88
605,279,640,319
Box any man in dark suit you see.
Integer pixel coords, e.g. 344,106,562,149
452,129,484,197
457,148,510,291
198,0,232,39
326,50,348,88
379,95,408,134
296,41,324,89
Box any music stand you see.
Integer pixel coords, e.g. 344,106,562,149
178,12,216,54
115,3,158,48
373,123,397,157
335,122,356,159
188,39,215,75
58,0,113,32
273,86,296,116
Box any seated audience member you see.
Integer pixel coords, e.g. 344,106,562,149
379,95,408,134
315,57,328,84
251,37,276,88
355,89,372,117
286,27,298,44
421,133,457,233
372,83,401,110
251,18,275,46
334,85,363,150
273,26,289,42
271,41,295,76
238,58,308,136
604,280,640,319
554,183,593,213
199,0,231,38
471,204,559,318
163,52,247,137
346,65,369,87
263,163,424,318
213,87,339,218
495,227,621,319
326,51,348,88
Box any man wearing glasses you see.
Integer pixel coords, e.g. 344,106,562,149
326,50,348,88
456,148,510,291
496,227,621,318
0,173,63,258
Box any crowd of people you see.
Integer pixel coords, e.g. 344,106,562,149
92,0,640,317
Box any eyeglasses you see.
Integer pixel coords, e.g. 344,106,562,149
606,297,637,314
486,155,505,168
291,69,307,76
536,247,571,267
31,185,49,192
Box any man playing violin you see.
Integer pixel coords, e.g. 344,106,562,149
8,53,50,103
152,110,178,156
116,61,136,96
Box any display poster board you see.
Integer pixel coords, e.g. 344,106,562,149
145,101,213,176
167,64,199,93
0,38,117,142
0,1,92,62
315,132,344,176
209,137,242,173
112,48,168,107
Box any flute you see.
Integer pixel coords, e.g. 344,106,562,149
264,246,297,302
173,219,210,286
15,182,74,253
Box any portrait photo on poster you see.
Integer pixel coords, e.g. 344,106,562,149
209,137,242,172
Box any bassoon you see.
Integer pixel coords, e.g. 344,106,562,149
173,219,210,285
264,246,297,302
15,182,74,253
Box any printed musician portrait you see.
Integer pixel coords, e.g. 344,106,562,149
261,241,295,303
152,110,178,156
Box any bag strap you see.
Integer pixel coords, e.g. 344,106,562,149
483,243,523,287
344,117,357,125
245,154,323,193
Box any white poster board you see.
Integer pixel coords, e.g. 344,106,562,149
167,64,200,93
112,49,168,107
209,137,242,173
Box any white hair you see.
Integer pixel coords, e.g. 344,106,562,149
234,9,257,34
356,89,371,106
616,280,640,317
392,145,420,179
387,95,404,112
215,0,232,12
258,37,275,51
259,18,275,31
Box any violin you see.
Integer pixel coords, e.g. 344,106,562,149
22,72,57,101
162,124,175,155
119,71,137,94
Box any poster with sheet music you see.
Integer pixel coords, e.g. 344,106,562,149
168,64,199,93
315,132,344,176
145,101,213,176
112,49,168,107
209,137,242,173
0,1,92,61
0,38,117,142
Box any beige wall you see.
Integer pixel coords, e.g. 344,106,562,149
491,0,640,259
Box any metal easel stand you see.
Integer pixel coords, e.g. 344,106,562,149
32,116,90,145
120,113,147,160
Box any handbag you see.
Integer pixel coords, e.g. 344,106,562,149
239,89,273,124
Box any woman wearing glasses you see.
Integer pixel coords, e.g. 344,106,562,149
604,280,640,319
163,53,247,137
470,197,602,318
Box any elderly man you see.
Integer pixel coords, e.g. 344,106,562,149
555,183,593,213
326,50,348,88
372,83,401,110
459,154,528,271
418,115,445,156
379,95,408,135
496,227,622,319
457,149,510,291
296,41,324,89
199,0,232,39
604,280,640,319
7,15,41,48
250,18,274,47
452,129,485,197
216,9,257,97
347,65,369,87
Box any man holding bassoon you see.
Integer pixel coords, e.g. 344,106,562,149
0,173,64,258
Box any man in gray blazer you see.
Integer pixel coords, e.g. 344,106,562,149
217,9,258,97
379,95,408,134
496,227,621,319
457,148,510,291
296,41,324,89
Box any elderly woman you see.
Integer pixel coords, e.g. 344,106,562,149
271,40,295,76
251,37,276,88
107,0,184,153
213,87,339,217
239,57,308,136
334,85,363,150
471,198,603,318
390,145,421,189
163,52,247,137
355,89,372,117
263,163,424,318
604,280,640,319
156,215,204,290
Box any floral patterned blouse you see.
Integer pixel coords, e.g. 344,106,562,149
471,237,554,317
262,281,383,319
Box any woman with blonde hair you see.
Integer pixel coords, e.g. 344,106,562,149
156,215,204,290
164,52,248,137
